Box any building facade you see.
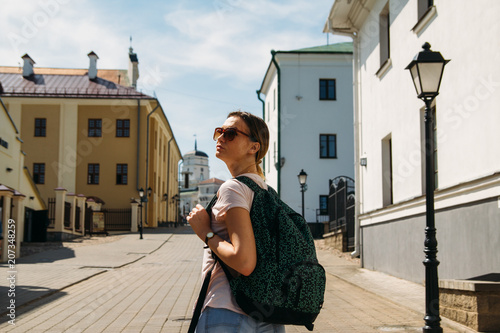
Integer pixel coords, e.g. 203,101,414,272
325,0,500,282
0,49,182,240
257,43,354,223
0,95,46,261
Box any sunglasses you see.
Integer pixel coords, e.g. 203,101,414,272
213,127,256,142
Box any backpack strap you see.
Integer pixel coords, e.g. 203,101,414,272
187,194,218,333
235,176,265,194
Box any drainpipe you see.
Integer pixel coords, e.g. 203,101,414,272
166,137,173,222
270,50,282,196
0,96,19,134
136,99,141,191
144,100,161,226
350,33,362,260
256,89,265,176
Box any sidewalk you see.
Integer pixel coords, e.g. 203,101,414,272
0,227,473,332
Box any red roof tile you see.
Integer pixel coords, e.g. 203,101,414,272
0,72,152,99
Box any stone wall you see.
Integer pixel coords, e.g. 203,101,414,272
440,279,500,332
321,228,347,252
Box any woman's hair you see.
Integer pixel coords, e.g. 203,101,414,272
228,111,269,179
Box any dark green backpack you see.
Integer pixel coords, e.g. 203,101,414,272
214,176,326,331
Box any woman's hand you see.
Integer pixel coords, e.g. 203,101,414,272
186,204,212,242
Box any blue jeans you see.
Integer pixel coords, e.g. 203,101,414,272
195,307,286,333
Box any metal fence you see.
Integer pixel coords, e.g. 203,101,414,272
47,197,56,228
102,208,132,231
75,205,81,232
328,176,355,251
64,202,72,229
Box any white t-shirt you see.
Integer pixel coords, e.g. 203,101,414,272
201,173,268,314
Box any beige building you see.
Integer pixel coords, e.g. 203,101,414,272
0,95,45,261
0,49,181,241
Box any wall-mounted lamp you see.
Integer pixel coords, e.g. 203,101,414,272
360,157,367,167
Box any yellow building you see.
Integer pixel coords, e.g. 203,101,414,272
0,95,45,261
0,49,181,241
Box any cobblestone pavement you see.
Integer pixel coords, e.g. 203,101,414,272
0,227,471,332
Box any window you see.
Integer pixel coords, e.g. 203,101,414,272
418,0,433,20
379,3,390,68
35,118,46,137
320,134,337,158
319,195,328,215
382,135,393,206
88,119,102,137
0,137,8,149
319,79,336,100
88,164,100,184
33,163,45,184
116,164,128,185
116,119,130,137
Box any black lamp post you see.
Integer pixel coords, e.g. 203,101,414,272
143,186,152,227
406,42,449,333
138,188,144,239
171,194,180,227
163,193,168,225
297,169,308,218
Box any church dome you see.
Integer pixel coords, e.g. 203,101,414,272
185,149,208,158
184,139,208,158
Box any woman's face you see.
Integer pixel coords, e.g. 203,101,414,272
215,116,256,164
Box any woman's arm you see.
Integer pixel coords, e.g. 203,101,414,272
187,205,257,276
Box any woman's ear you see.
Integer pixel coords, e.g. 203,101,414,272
249,142,260,155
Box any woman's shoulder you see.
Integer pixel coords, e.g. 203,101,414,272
219,173,267,193
234,173,268,190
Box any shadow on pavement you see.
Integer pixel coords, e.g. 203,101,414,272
0,285,68,323
16,247,76,264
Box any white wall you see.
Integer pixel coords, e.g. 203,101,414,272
262,51,354,222
357,0,500,215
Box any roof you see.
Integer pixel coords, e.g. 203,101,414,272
198,178,225,185
291,42,353,53
184,149,208,158
258,42,353,94
0,67,151,99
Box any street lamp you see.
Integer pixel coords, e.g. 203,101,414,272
297,169,308,218
138,187,144,239
171,194,180,227
406,42,449,333
163,193,168,226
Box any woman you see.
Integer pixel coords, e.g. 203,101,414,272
187,111,285,332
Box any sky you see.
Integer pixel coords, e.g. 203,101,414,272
0,0,350,180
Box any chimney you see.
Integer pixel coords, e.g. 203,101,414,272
21,54,35,78
87,51,99,80
128,47,139,88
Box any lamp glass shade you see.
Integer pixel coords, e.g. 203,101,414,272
409,62,446,98
406,42,449,99
298,170,307,185
139,188,144,197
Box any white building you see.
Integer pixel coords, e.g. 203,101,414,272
198,178,225,208
324,0,500,282
180,141,209,215
179,141,224,216
258,43,354,223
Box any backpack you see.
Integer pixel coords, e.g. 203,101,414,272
188,176,325,332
